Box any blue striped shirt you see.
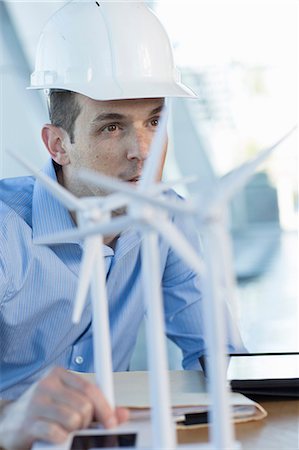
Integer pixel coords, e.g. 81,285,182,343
0,160,244,399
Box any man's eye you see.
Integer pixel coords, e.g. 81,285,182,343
105,124,118,132
100,123,121,134
150,118,160,127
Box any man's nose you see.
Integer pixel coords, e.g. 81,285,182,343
126,129,151,161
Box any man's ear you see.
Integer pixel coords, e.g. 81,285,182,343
41,124,71,166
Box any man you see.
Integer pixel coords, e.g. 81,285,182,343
0,1,245,448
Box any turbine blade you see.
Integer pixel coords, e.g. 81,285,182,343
34,215,133,245
150,175,198,195
79,169,194,215
72,238,98,323
139,105,169,190
100,192,130,213
7,149,83,212
217,125,297,205
148,216,204,275
79,170,136,197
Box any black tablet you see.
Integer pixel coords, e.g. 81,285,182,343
227,352,299,398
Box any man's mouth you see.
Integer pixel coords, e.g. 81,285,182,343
127,176,140,184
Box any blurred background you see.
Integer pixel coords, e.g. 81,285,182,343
0,0,298,368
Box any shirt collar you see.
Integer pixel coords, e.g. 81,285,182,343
32,160,79,243
32,159,141,257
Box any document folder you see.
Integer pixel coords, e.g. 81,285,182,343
73,369,267,429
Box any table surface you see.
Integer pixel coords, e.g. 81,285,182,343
177,398,299,449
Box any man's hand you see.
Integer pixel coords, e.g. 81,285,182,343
0,367,129,450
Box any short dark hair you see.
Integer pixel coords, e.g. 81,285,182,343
47,89,81,143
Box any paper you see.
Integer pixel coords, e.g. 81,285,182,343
72,370,267,426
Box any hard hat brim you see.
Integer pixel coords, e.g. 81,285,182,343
27,80,198,100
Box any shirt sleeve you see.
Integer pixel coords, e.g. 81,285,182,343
0,225,10,306
162,211,246,370
162,213,205,369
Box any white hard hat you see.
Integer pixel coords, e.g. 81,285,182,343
29,0,197,100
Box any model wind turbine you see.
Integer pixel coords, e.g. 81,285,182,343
8,148,194,413
190,125,297,449
128,103,177,449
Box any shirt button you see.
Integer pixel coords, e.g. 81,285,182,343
75,355,84,365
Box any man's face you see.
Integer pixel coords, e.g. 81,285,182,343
61,95,167,197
